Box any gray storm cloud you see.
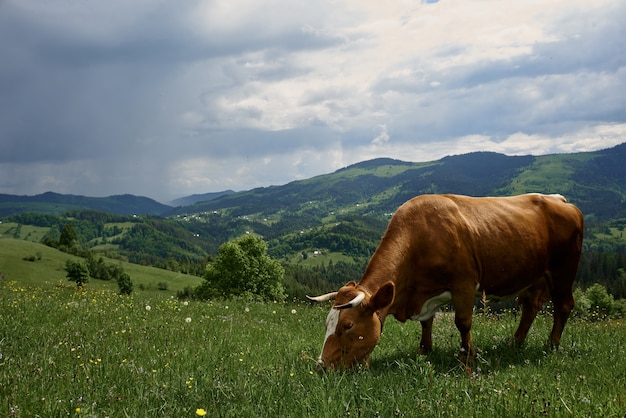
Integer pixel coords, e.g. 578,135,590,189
0,0,624,202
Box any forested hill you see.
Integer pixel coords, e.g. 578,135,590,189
2,143,625,220
0,192,171,217
171,142,626,222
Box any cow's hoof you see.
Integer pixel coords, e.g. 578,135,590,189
458,347,476,364
417,346,432,355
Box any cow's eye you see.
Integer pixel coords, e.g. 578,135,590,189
343,322,354,331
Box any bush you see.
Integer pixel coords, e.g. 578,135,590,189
65,260,89,287
117,272,134,295
585,283,615,319
572,283,624,320
176,286,197,300
613,298,626,318
572,288,591,318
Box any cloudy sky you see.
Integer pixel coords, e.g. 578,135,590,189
1,0,625,203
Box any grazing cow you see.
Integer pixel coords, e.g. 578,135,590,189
308,193,584,370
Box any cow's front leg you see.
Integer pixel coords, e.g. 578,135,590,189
453,294,476,362
455,314,475,363
418,317,434,354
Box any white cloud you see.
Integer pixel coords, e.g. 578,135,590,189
371,125,390,146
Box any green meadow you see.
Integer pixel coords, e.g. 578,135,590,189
1,238,625,417
0,239,202,295
1,277,625,417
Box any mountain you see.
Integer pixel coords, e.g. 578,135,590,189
168,143,626,222
169,190,236,207
0,192,172,217
2,143,625,220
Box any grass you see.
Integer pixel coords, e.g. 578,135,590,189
1,277,625,417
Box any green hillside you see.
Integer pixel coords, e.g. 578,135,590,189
495,154,583,198
0,239,202,295
170,143,626,221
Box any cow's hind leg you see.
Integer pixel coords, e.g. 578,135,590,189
546,269,577,348
548,290,574,348
418,317,434,354
514,278,550,346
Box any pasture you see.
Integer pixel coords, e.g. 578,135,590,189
0,238,202,295
1,280,624,417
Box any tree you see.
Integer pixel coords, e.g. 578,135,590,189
117,272,134,295
59,224,81,255
59,224,78,247
199,234,286,301
65,260,89,287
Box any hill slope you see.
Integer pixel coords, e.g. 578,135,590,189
170,143,626,221
0,238,202,294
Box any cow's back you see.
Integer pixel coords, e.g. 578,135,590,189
381,193,583,303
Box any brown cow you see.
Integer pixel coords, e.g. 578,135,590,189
308,193,584,370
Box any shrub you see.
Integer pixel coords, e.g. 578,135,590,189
64,260,89,287
176,286,196,300
585,283,615,319
572,287,591,318
117,272,133,295
611,298,626,318
572,283,624,320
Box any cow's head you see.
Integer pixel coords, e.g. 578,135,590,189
307,281,395,370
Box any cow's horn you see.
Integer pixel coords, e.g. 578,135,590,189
306,292,338,302
333,292,365,310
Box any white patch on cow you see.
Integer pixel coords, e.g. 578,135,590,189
549,193,566,202
318,308,340,364
411,291,452,321
528,192,566,202
476,283,532,301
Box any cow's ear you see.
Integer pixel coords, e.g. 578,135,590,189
369,282,394,311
